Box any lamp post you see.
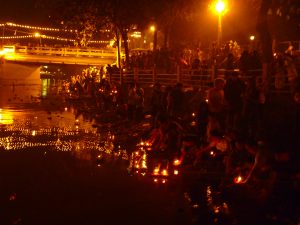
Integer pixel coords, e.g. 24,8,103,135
150,25,157,51
34,32,42,46
249,35,256,51
2,25,5,48
215,0,225,47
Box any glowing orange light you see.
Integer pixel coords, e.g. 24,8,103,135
234,176,243,184
153,168,160,175
34,32,41,37
0,109,14,125
150,26,156,32
161,169,168,176
215,1,225,13
173,159,181,166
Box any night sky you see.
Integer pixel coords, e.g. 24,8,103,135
2,1,297,44
0,0,49,25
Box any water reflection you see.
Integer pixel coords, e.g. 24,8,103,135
0,108,13,124
0,74,128,162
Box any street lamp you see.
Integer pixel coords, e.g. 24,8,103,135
150,25,157,51
150,25,155,33
214,0,226,47
34,32,42,46
249,35,256,51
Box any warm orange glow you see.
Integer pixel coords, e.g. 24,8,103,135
0,109,14,125
161,169,168,176
174,170,179,175
250,35,255,41
130,31,142,38
141,160,147,169
215,0,225,13
173,159,181,166
34,32,41,37
109,39,115,47
3,46,15,53
150,26,156,32
234,175,243,184
153,168,160,175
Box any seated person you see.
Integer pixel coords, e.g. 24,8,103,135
226,138,257,183
193,129,229,166
178,135,198,166
148,113,183,155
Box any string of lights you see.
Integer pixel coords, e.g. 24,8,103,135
0,22,112,33
0,34,110,43
0,35,34,39
3,27,33,35
0,22,112,43
0,22,75,32
88,40,110,44
41,35,76,42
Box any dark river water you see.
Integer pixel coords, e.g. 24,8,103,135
0,69,102,152
0,63,195,225
1,63,297,225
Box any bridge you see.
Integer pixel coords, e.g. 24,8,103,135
1,45,119,66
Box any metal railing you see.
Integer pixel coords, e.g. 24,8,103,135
109,67,294,94
14,46,117,58
109,68,215,88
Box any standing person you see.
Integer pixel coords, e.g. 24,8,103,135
293,81,300,154
207,78,226,136
127,83,138,121
224,71,246,132
168,83,185,119
242,77,260,140
163,86,173,116
239,50,251,76
248,50,262,78
196,91,209,144
274,54,286,90
150,82,163,127
222,53,236,77
135,84,144,122
284,53,298,95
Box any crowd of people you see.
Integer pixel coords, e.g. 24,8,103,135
61,46,300,223
63,45,300,178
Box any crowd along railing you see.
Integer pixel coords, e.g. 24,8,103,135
109,67,293,94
